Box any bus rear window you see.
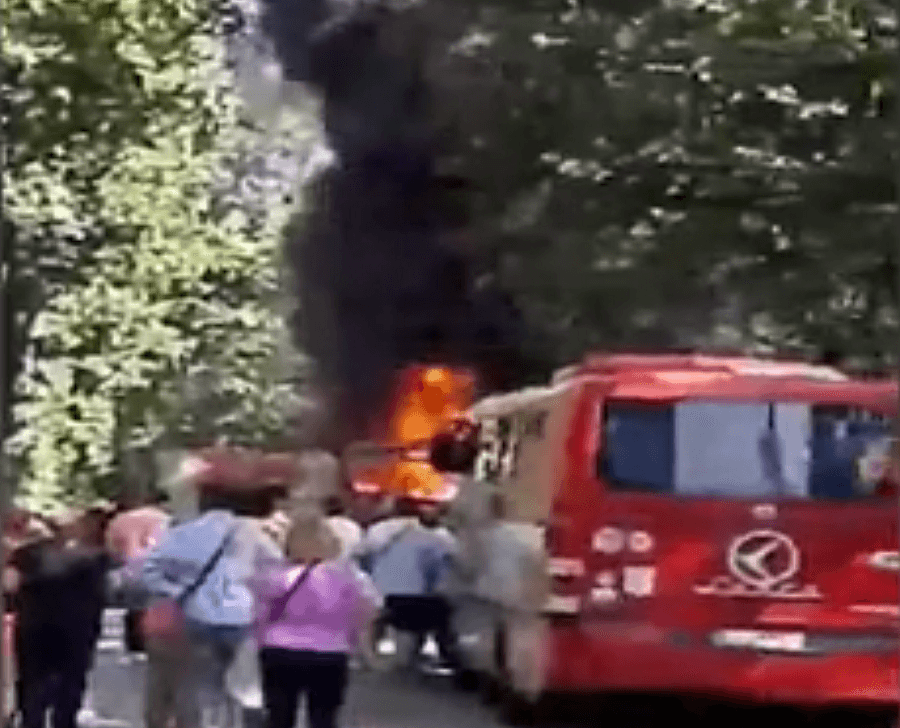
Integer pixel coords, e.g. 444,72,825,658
598,401,890,500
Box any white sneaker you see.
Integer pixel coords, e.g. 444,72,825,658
77,709,130,728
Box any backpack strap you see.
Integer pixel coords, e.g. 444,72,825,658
177,525,238,607
268,560,321,623
361,521,415,572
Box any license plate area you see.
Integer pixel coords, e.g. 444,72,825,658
710,629,807,653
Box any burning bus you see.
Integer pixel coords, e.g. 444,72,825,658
343,365,476,506
423,353,899,723
163,363,476,517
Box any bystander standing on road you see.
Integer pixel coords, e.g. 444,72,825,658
138,477,284,728
105,493,171,656
6,507,112,728
410,502,461,672
251,513,381,728
355,497,460,671
225,503,287,728
2,511,56,726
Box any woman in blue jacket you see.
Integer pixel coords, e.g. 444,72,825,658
139,498,281,728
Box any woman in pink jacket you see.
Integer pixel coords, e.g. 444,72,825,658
251,514,381,728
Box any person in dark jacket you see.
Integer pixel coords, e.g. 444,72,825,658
7,512,112,728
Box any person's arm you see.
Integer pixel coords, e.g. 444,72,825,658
355,566,383,612
81,549,118,608
350,567,383,662
3,565,21,605
8,543,44,590
4,547,27,612
250,569,277,643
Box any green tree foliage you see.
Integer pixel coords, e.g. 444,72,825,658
435,0,897,364
3,0,307,509
4,0,896,506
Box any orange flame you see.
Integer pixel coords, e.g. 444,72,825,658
356,366,475,501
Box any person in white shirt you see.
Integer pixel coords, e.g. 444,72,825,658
322,496,362,563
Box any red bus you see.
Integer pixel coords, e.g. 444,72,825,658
431,353,898,723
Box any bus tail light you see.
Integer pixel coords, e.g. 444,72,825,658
543,556,586,616
547,557,586,578
542,594,581,615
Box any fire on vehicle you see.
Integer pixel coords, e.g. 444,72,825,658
343,365,477,505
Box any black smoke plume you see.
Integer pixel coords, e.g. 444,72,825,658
257,0,536,446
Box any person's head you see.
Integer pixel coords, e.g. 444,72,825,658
6,514,55,553
284,513,340,564
395,496,419,519
417,502,442,528
147,488,169,507
429,424,479,474
259,510,290,550
322,494,345,518
79,507,113,546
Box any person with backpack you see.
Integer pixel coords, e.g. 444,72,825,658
138,488,281,728
251,513,381,728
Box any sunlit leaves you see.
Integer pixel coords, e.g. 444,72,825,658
5,0,311,509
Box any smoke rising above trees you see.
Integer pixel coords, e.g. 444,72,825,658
258,0,539,445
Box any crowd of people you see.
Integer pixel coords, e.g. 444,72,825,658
2,482,465,728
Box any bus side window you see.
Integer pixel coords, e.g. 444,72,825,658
809,411,890,500
475,416,519,483
809,419,851,500
599,404,674,492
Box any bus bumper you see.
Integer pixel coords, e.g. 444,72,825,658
546,625,899,708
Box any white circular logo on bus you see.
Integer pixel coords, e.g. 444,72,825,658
628,531,654,553
593,527,625,554
728,530,800,590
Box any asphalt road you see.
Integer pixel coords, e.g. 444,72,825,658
83,610,503,728
81,610,895,728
